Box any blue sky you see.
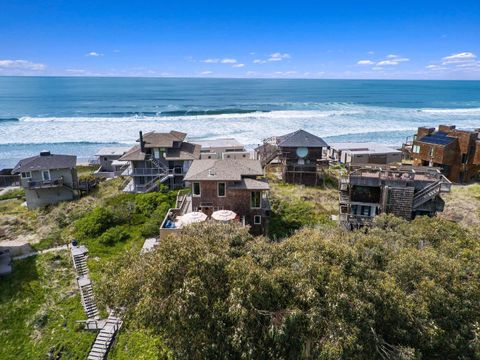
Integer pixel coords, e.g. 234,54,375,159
1,1,479,79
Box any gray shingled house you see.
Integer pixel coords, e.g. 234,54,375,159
12,151,78,209
119,131,201,193
256,129,330,185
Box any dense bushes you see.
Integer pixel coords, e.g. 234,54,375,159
99,226,130,246
99,217,480,359
75,207,119,240
74,190,176,243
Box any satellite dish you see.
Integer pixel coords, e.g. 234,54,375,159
296,147,308,158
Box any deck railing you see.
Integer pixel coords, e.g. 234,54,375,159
27,178,64,189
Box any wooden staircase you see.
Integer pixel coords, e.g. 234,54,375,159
70,244,122,359
87,314,123,360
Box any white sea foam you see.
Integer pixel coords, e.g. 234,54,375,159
1,106,479,148
420,107,480,115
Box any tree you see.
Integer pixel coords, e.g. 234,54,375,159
98,217,480,359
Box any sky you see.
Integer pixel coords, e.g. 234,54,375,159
0,1,480,79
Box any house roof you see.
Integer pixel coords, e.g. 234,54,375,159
277,129,329,148
140,130,187,148
118,145,145,161
95,147,131,156
12,152,76,173
329,142,401,154
184,159,263,181
228,178,270,190
164,142,201,161
418,132,456,146
192,138,244,150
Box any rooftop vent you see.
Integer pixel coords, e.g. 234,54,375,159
208,169,216,176
40,150,51,157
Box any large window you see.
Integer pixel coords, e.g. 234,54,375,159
251,191,261,208
218,182,226,197
193,182,201,196
412,145,421,153
21,171,31,179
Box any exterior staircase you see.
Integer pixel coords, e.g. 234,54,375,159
412,179,443,209
78,277,100,319
70,243,123,359
87,314,123,360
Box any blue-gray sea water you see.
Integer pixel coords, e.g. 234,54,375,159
1,77,480,168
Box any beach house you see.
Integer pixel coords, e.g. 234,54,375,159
339,165,451,230
256,129,329,185
12,151,78,209
192,138,250,160
403,125,480,183
120,131,201,193
327,142,402,167
94,147,130,178
160,159,270,237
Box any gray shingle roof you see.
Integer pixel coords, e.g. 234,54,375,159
228,178,270,190
164,143,201,161
184,159,263,181
278,129,329,148
12,153,76,173
140,130,187,148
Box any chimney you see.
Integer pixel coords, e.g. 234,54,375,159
40,150,51,157
139,131,145,153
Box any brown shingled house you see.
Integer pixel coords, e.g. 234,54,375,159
160,159,270,235
403,125,480,183
255,129,329,185
120,130,201,193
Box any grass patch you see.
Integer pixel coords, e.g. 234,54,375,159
0,188,25,201
0,252,95,359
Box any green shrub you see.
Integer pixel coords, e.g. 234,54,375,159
75,207,118,240
0,188,25,201
141,218,161,238
269,197,318,239
98,226,130,246
135,192,174,216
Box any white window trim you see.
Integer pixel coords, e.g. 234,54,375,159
42,170,51,181
412,144,421,154
21,171,32,179
217,182,226,197
251,191,261,209
192,182,201,197
254,215,262,225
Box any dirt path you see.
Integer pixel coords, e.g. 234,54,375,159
12,244,69,261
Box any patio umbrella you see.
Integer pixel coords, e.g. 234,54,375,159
212,210,237,222
180,211,207,225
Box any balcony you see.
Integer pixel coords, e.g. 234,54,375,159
27,178,64,189
123,166,184,177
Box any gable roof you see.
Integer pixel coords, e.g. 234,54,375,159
140,130,187,148
184,159,263,181
95,147,131,156
277,129,329,148
12,153,76,174
118,145,145,161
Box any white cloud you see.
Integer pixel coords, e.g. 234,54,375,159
426,64,447,71
268,52,291,61
377,60,399,66
203,58,220,63
253,59,266,64
274,70,298,76
200,70,213,75
86,51,103,57
442,52,476,64
368,51,375,55
232,63,245,68
221,58,237,64
0,59,46,71
357,60,375,65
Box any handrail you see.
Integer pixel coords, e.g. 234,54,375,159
27,177,64,188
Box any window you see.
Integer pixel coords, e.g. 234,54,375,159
21,171,31,179
361,205,371,217
429,148,434,157
218,182,226,197
193,182,201,196
462,153,468,164
251,191,261,208
254,215,262,225
42,170,51,181
412,145,420,153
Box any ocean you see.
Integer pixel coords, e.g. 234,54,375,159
1,77,480,169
